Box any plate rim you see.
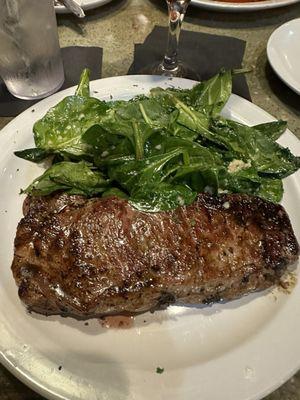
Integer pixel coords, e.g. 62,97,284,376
54,0,113,13
267,17,300,95
191,0,300,12
0,74,300,400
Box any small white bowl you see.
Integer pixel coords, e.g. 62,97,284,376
267,18,300,95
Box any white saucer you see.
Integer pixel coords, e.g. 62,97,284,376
267,18,300,95
55,0,114,14
191,0,300,12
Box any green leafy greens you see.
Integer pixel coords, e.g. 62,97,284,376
15,68,300,212
23,161,109,196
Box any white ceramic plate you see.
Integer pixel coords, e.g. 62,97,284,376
0,75,300,400
191,0,300,12
267,18,300,95
55,0,114,14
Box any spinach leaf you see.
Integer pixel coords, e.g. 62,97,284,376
150,69,232,117
75,68,90,98
106,148,185,193
218,167,284,203
24,161,109,196
130,183,196,212
14,148,51,163
174,167,221,194
96,107,155,160
102,187,129,199
33,69,109,157
151,92,216,143
162,137,223,192
211,118,300,178
118,97,170,130
82,124,124,155
164,137,222,160
253,120,287,141
255,178,283,202
190,69,232,116
173,98,210,134
154,92,236,148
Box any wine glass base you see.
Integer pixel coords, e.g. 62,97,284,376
138,61,200,81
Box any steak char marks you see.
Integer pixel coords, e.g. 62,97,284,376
11,193,299,319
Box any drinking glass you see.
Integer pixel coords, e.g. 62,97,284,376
0,0,64,100
143,0,197,79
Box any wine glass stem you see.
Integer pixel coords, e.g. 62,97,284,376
163,0,190,72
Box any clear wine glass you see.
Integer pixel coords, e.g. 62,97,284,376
142,0,198,79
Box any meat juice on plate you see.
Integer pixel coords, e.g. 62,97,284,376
99,316,135,329
0,0,64,99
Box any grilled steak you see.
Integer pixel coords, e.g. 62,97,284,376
11,193,299,319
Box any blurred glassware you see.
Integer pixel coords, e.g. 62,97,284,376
141,0,198,79
0,0,64,100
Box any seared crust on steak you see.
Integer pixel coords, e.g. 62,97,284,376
11,193,299,319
